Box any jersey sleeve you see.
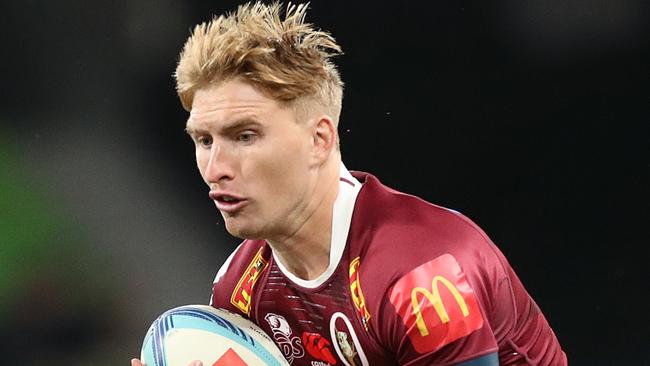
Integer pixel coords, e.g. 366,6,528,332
209,240,270,319
376,253,499,365
209,243,242,307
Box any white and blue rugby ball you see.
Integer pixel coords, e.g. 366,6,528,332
140,305,289,366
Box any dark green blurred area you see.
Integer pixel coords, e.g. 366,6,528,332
0,130,116,364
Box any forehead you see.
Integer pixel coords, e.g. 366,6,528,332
187,79,283,128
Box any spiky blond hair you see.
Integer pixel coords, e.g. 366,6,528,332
175,2,343,124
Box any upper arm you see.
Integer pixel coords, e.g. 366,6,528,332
378,254,499,365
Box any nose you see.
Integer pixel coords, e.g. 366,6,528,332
202,143,234,184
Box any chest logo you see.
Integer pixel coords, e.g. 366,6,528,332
265,313,305,364
231,247,268,315
387,254,484,353
349,257,370,330
302,332,337,365
329,312,369,366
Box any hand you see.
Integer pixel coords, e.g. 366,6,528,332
131,359,203,366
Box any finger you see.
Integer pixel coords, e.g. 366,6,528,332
131,358,143,366
190,361,203,366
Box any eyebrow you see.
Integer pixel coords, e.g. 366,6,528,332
185,117,263,136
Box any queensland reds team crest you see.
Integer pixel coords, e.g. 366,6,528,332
264,313,305,364
388,254,483,354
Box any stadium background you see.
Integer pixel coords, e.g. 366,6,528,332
0,1,647,365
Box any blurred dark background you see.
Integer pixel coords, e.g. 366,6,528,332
0,1,648,365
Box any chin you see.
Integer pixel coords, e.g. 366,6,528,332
224,220,263,240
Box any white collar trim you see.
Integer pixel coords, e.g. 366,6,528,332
272,163,361,289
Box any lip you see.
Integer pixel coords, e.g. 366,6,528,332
209,190,248,213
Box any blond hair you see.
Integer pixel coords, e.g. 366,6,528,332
175,2,344,124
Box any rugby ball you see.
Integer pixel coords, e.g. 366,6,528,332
140,305,289,366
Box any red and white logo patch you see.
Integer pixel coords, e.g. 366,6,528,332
303,332,336,365
388,254,483,354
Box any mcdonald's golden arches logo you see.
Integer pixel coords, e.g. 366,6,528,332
411,275,471,336
388,254,484,354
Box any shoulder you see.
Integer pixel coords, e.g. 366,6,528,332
350,171,505,282
212,240,269,284
210,240,271,316
349,173,508,351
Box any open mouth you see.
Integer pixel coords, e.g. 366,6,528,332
215,195,242,205
210,192,247,213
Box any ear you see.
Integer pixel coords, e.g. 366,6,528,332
311,115,337,165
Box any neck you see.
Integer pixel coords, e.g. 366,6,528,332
267,158,340,281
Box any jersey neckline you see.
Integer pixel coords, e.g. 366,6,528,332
270,162,362,289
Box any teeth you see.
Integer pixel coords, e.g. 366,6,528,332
222,196,235,202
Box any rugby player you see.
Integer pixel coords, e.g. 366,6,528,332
133,2,567,365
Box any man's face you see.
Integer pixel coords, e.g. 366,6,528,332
186,79,318,239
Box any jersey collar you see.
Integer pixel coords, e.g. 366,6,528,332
272,162,362,289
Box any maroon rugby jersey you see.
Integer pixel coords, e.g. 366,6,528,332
210,165,567,365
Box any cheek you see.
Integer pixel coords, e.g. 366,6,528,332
259,147,310,199
242,129,313,201
264,137,309,174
